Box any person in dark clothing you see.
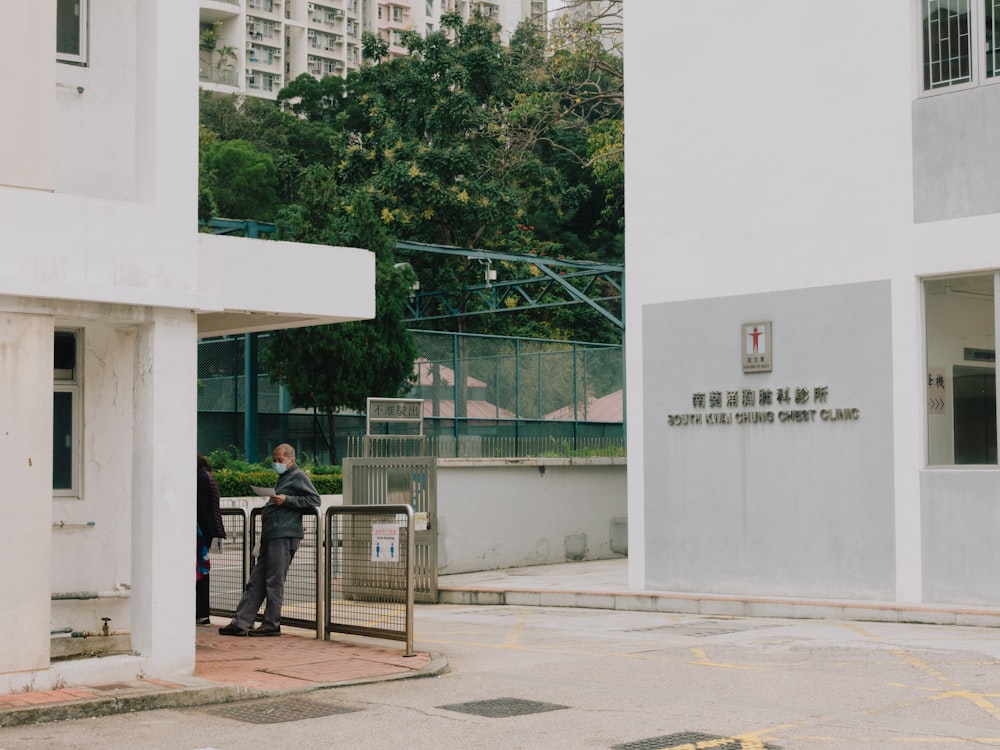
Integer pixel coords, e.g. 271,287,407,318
219,443,321,636
197,454,227,625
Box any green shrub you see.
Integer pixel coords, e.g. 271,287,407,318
212,466,342,497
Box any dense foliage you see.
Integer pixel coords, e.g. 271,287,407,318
198,6,624,458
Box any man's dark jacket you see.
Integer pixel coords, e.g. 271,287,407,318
262,465,321,542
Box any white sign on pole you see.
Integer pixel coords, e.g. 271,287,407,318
371,524,400,562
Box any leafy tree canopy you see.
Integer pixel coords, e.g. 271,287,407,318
200,6,624,344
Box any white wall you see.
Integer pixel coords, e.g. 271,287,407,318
625,2,913,598
627,2,1000,606
1,3,54,191
224,458,628,575
435,458,627,573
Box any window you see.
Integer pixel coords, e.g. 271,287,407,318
56,0,88,65
393,6,404,22
925,275,998,465
920,0,1000,92
53,331,81,493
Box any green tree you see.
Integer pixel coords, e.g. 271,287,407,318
260,192,417,465
201,139,279,220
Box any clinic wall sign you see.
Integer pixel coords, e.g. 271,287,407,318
742,321,772,373
666,385,861,427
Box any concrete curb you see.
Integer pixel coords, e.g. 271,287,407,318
0,655,449,728
438,587,1000,628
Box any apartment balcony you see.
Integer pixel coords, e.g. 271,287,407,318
470,1,499,18
247,43,283,68
247,0,282,17
200,65,239,87
200,0,240,24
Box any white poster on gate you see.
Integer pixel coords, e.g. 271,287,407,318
372,524,400,562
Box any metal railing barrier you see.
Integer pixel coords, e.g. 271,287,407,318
209,508,249,618
325,505,415,656
249,506,324,634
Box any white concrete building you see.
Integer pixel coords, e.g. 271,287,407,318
627,2,1000,608
200,0,547,101
0,1,373,693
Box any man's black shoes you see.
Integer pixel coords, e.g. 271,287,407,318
248,627,281,637
218,623,249,636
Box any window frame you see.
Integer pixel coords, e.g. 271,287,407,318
918,0,1000,96
53,329,83,497
923,273,1000,467
56,0,89,66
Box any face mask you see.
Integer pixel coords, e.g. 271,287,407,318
272,461,287,474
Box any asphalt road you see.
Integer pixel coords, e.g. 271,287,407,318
4,604,1000,749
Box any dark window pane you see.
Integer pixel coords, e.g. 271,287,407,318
56,0,81,56
953,365,997,463
53,391,74,489
54,331,76,374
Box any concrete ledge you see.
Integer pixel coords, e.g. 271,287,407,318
0,685,253,728
437,585,1000,628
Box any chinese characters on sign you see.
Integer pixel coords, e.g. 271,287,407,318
742,321,773,373
366,397,424,436
927,368,945,415
368,399,422,420
667,385,860,427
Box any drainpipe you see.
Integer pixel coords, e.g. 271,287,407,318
52,589,130,600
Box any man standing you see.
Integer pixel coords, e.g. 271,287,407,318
219,444,321,636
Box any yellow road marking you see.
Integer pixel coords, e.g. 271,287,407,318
689,646,763,671
504,611,528,647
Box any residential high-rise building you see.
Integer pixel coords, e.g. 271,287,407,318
200,0,548,101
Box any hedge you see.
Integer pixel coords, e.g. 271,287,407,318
213,467,342,498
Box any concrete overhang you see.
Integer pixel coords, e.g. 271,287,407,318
196,232,376,337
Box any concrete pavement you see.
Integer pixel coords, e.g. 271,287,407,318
6,557,1000,728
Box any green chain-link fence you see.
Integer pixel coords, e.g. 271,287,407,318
197,330,624,463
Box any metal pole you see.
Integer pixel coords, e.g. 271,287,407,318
515,337,521,453
244,333,258,463
573,342,579,449
315,508,325,640
405,504,415,657
452,332,459,444
243,219,263,464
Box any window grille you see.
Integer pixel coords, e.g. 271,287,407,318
920,0,1000,91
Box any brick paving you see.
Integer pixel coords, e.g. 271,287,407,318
0,620,435,725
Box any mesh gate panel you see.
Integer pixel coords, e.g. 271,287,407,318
325,506,413,650
250,507,321,630
209,509,248,616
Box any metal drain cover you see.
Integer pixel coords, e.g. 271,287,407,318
205,697,359,724
437,697,568,718
614,733,779,750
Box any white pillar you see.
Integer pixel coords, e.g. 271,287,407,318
0,313,54,673
130,311,198,675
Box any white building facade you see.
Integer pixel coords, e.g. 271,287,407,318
200,0,547,101
0,1,373,693
627,2,1000,607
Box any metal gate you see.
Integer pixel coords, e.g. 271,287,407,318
249,506,323,632
343,457,437,603
325,504,414,655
